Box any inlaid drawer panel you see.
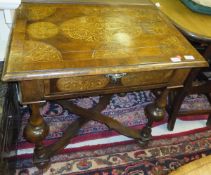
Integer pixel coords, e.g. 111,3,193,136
19,69,189,103
56,75,109,92
45,70,174,95
121,70,173,86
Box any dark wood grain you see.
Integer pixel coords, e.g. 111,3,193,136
1,0,208,170
2,1,207,82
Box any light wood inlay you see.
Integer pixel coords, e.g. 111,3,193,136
2,1,207,81
20,40,62,63
27,22,59,39
2,0,208,169
23,5,57,21
121,70,173,86
56,75,109,92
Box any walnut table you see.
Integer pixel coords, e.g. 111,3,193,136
1,0,208,169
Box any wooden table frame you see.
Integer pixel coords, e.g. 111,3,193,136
23,79,171,169
2,0,208,170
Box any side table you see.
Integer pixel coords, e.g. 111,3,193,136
2,0,208,169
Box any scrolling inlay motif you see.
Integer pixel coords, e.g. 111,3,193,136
27,22,59,39
121,70,173,86
5,4,201,73
24,6,57,21
56,76,109,92
21,41,62,62
60,16,143,42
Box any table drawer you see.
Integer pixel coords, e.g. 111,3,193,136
55,75,109,92
45,70,174,95
121,70,173,86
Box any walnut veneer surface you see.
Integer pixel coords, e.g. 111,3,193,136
2,0,207,82
1,0,208,169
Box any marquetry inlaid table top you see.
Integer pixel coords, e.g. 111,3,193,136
1,1,209,169
2,0,207,82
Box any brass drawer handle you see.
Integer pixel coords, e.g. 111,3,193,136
106,73,127,84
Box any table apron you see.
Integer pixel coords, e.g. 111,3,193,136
18,68,190,104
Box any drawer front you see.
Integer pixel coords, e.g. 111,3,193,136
56,75,109,92
121,70,173,86
45,70,174,95
18,69,189,103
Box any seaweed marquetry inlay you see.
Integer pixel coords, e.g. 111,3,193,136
56,76,109,92
24,5,57,21
60,16,143,42
21,41,62,62
2,2,207,170
27,22,59,39
3,2,206,81
122,70,173,86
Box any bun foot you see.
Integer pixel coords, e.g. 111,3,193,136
140,126,152,141
138,139,149,147
145,103,165,122
34,155,50,170
138,126,152,146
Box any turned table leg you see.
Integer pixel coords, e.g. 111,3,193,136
58,90,169,147
23,103,50,169
206,93,211,127
23,90,171,169
207,114,211,127
140,88,169,144
22,96,111,169
167,69,200,131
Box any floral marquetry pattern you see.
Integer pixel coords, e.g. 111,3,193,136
56,75,110,92
121,70,173,86
27,22,59,39
60,16,143,42
23,5,57,21
22,41,62,62
3,2,206,76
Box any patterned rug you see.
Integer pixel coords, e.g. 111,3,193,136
18,91,154,149
17,91,209,149
14,127,211,175
8,90,210,175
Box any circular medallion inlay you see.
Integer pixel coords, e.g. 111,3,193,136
23,40,62,62
27,22,59,39
24,6,57,21
60,16,143,42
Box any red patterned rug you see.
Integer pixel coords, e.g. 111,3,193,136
14,127,211,175
8,91,211,174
